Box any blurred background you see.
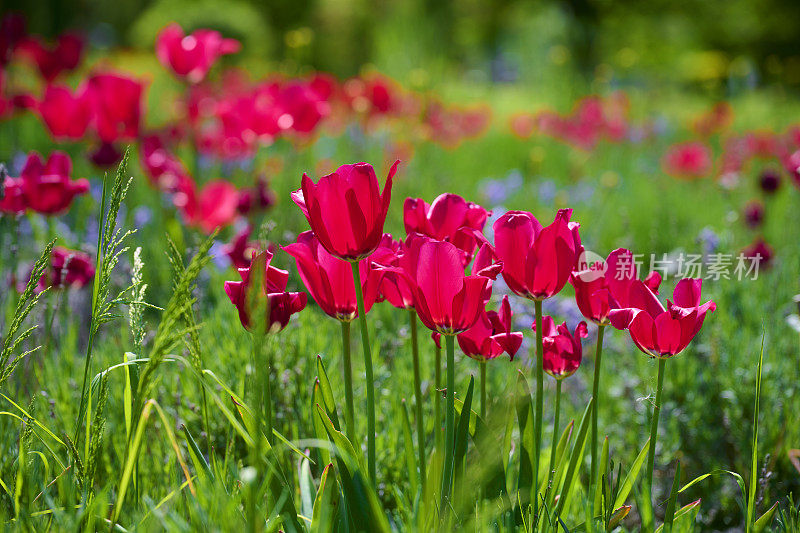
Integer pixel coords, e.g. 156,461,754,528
7,0,800,94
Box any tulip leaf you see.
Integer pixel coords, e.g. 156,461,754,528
313,380,332,467
614,437,651,509
655,499,701,533
545,420,575,512
453,376,474,487
315,404,390,533
299,458,315,520
316,355,341,431
753,501,779,533
593,436,609,516
311,463,340,531
515,371,535,511
663,461,682,533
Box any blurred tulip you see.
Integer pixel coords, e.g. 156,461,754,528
0,165,26,215
174,177,240,234
87,73,143,142
224,250,306,332
743,200,765,229
37,84,92,140
156,23,240,84
662,141,713,179
292,161,398,260
758,168,781,194
18,151,88,215
37,246,95,291
742,237,774,269
17,33,83,81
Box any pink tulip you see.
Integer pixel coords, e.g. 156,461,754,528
87,73,143,142
224,250,306,332
609,278,716,358
18,151,88,215
403,193,490,262
173,177,241,234
493,208,582,300
156,23,240,83
17,33,83,81
0,172,26,215
292,161,398,260
454,295,523,361
533,316,588,379
37,84,92,140
37,246,95,291
283,231,384,321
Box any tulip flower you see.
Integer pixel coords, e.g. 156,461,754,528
403,193,490,262
173,177,241,234
37,84,92,140
18,151,88,215
493,208,581,502
156,23,240,84
223,226,261,269
609,277,716,507
282,231,384,322
744,200,765,229
36,246,95,291
758,168,781,194
293,160,398,482
17,33,83,81
662,141,713,179
87,73,143,142
224,249,306,333
742,237,774,269
493,208,582,301
0,168,26,215
292,161,398,260
237,178,276,215
533,315,588,488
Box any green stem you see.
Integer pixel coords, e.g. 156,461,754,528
340,320,356,445
435,342,442,454
480,360,487,419
533,299,545,516
590,324,606,487
646,358,667,510
409,309,426,489
440,334,456,513
351,261,376,484
547,380,562,489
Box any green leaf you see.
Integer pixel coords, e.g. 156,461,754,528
655,499,701,533
515,371,535,510
614,437,651,509
316,356,341,431
453,376,475,488
747,333,765,533
181,424,213,481
315,405,390,532
753,501,779,533
663,461,682,533
311,463,340,531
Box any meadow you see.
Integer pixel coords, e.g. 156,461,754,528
0,10,800,532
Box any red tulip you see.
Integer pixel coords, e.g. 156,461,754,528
742,238,774,269
223,226,261,269
388,234,496,335
87,73,143,142
662,141,713,179
292,161,398,260
493,209,582,300
173,177,241,234
0,171,26,215
18,151,88,215
37,84,92,140
570,248,661,325
283,231,384,321
743,200,764,229
224,250,306,332
139,134,187,189
237,177,276,215
37,246,95,291
455,296,523,361
156,23,240,84
17,33,83,81
403,193,490,261
533,316,588,379
374,235,415,309
609,278,716,358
